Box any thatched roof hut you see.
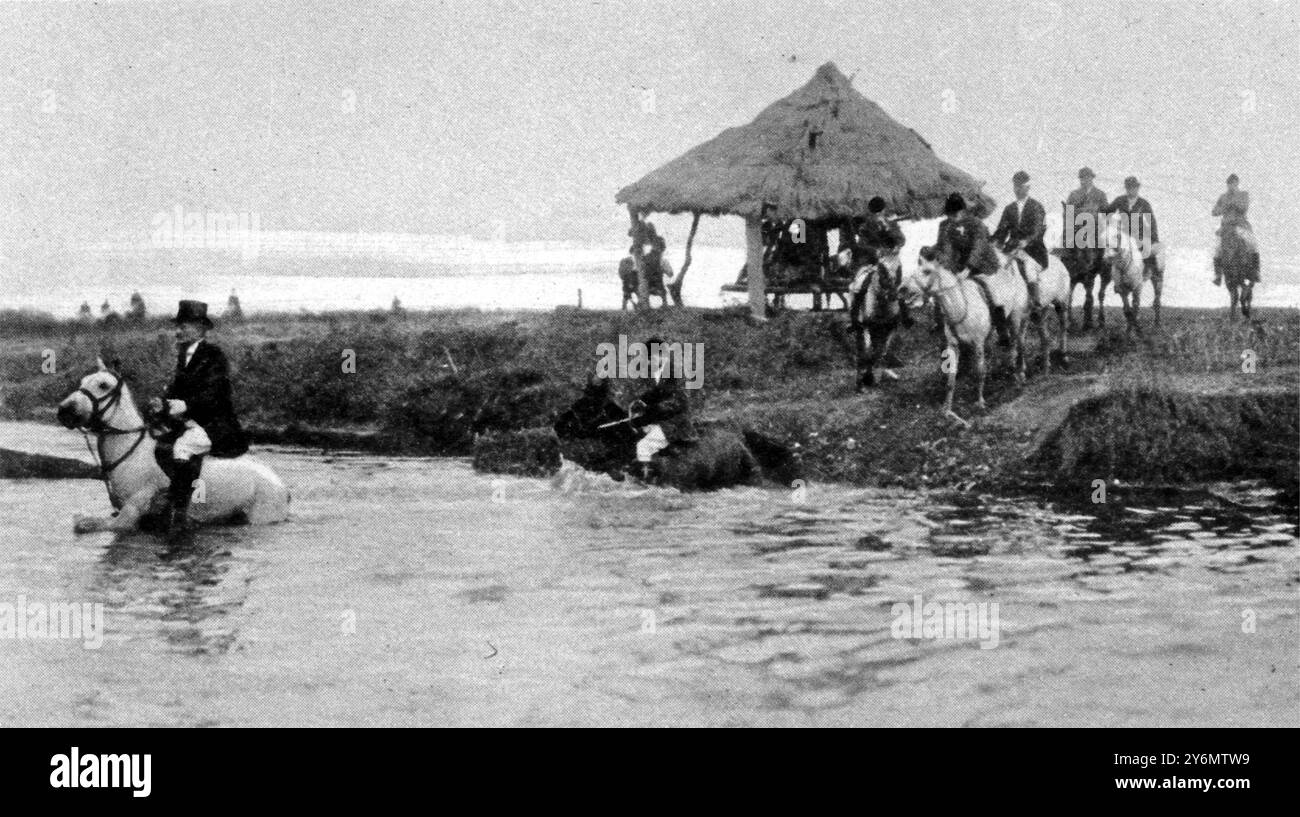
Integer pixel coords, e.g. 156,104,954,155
616,61,994,317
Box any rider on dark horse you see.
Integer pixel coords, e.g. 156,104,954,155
146,300,249,531
627,338,697,483
1212,173,1259,286
1063,167,1109,326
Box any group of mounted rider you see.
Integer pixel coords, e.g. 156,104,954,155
841,168,1261,419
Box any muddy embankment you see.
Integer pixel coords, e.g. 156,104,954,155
1,305,1295,498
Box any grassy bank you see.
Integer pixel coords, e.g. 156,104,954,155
1,303,1296,494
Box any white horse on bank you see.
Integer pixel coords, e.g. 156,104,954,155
999,247,1072,373
57,361,290,534
903,247,1029,425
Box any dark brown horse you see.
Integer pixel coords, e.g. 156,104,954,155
1057,247,1111,330
1217,226,1260,319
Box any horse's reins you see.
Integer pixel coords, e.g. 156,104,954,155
75,375,148,501
924,267,971,326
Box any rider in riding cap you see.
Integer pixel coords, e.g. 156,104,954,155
628,336,697,484
1105,175,1161,281
856,196,906,261
1212,173,1257,286
146,300,249,530
936,192,1007,341
990,170,1049,303
1064,166,1109,262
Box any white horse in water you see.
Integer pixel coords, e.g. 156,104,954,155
998,247,1071,373
57,361,290,534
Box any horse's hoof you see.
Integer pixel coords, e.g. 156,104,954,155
73,515,99,534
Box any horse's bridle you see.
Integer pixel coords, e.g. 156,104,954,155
75,373,149,480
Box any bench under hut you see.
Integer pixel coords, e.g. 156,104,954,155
615,61,994,319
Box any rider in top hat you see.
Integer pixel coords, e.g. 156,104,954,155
147,300,249,529
991,171,1049,277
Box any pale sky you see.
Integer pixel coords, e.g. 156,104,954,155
2,0,1297,265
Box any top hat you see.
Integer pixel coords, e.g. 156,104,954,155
943,193,967,215
1124,175,1140,188
1012,170,1030,185
1077,167,1095,180
172,300,213,328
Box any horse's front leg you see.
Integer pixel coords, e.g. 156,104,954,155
73,487,156,534
1056,303,1068,361
1152,275,1162,327
942,342,959,417
973,343,988,411
1096,268,1108,328
1037,307,1051,374
852,321,871,391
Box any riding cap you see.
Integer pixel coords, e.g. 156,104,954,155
867,196,887,214
1012,170,1030,185
1124,176,1140,188
1226,173,1239,184
172,300,214,328
943,193,967,215
1077,167,1095,180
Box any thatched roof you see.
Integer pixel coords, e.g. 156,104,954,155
616,62,994,222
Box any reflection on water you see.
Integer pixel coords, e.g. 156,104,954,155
0,431,1295,726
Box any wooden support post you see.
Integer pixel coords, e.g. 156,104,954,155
669,212,700,307
745,216,766,321
629,207,650,311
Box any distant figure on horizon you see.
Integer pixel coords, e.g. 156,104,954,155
99,300,120,325
77,302,93,322
1212,174,1258,286
127,291,147,323
391,296,405,315
225,289,244,321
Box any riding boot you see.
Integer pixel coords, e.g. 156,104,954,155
1212,257,1222,286
167,456,202,532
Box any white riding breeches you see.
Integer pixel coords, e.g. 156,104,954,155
636,425,669,463
173,422,212,461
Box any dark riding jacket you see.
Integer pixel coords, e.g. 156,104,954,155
937,214,1001,277
1105,195,1159,248
164,340,249,458
990,197,1049,270
632,374,697,445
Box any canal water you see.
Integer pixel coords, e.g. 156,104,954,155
0,422,1295,726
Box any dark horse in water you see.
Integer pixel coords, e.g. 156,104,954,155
552,377,797,490
846,251,909,391
1057,247,1111,330
1217,226,1260,320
